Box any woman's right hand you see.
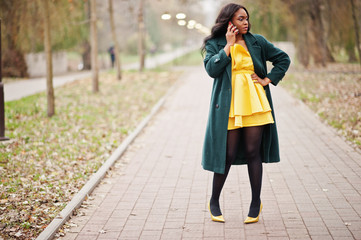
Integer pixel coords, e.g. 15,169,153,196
226,22,238,46
224,22,238,56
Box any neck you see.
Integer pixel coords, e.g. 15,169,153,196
236,34,244,41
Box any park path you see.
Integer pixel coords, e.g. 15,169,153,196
59,66,361,240
4,46,196,102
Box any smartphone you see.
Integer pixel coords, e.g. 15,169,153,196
229,21,239,35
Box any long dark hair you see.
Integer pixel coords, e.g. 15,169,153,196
201,3,251,54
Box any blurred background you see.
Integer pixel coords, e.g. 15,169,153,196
0,1,360,239
1,0,360,78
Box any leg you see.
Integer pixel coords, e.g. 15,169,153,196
210,128,242,216
243,125,264,218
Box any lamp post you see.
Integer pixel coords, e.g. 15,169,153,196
0,19,9,141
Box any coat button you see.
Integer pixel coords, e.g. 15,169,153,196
215,104,219,109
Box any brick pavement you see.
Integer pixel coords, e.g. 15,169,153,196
59,66,361,240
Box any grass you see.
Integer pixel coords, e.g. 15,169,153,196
155,49,203,70
281,63,361,148
0,69,179,239
172,49,204,66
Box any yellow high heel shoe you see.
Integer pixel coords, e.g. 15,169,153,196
244,202,263,224
208,201,225,223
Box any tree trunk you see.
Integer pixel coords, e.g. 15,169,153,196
0,19,9,140
298,23,310,67
41,0,55,117
350,0,361,65
108,0,122,80
290,0,310,67
90,0,99,92
323,0,335,62
347,46,358,62
2,2,28,78
325,44,335,62
138,0,145,72
82,40,91,70
82,2,91,70
308,0,327,67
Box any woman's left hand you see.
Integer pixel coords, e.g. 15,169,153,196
251,73,271,86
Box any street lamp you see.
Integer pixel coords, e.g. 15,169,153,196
177,20,186,26
195,23,202,29
161,12,171,20
176,13,186,19
187,20,196,29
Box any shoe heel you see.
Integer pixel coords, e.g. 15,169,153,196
244,202,262,224
208,201,225,223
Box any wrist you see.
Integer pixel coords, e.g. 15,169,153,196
225,43,233,49
224,44,232,56
264,77,271,84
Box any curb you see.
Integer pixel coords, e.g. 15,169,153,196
36,93,169,240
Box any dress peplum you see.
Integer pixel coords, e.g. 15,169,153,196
228,44,274,130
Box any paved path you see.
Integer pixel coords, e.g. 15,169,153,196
4,46,197,102
59,66,361,240
4,71,92,102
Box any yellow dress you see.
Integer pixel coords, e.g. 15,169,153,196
228,44,274,130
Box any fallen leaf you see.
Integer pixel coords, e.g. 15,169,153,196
14,231,22,237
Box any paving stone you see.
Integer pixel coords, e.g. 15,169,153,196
57,66,361,240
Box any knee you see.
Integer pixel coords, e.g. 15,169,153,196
226,150,237,166
245,145,259,161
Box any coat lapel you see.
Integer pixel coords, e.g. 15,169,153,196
244,33,266,77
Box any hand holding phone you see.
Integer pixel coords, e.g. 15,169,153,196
224,21,238,54
228,21,239,35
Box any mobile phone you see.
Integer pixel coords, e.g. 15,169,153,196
229,21,239,34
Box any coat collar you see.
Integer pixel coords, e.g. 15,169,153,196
243,32,258,46
215,32,259,83
216,32,257,47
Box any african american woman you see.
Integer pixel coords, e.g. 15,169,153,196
201,3,290,224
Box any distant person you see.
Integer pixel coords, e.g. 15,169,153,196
201,3,290,224
108,46,115,68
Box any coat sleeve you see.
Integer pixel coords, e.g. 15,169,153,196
204,40,231,78
258,35,290,86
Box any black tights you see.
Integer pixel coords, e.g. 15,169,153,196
210,126,264,218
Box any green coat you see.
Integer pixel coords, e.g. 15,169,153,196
202,32,291,174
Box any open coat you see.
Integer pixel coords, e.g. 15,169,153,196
202,32,291,174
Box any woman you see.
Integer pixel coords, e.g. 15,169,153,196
202,3,290,224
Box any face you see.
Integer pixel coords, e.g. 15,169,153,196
231,8,249,34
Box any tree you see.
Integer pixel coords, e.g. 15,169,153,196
108,0,122,80
82,2,91,70
0,0,28,77
350,0,361,65
40,0,55,117
308,0,327,66
0,0,89,77
90,0,99,92
138,0,145,72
